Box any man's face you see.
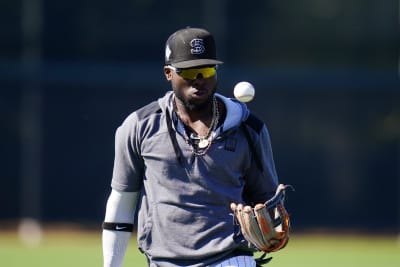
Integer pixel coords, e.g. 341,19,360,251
164,65,218,111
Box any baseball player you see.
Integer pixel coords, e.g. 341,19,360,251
102,27,289,267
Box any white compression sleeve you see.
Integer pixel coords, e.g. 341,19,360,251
102,189,139,267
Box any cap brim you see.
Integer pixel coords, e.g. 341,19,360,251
171,59,224,69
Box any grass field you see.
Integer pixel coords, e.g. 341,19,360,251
0,229,399,267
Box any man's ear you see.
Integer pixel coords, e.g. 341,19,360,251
164,66,172,81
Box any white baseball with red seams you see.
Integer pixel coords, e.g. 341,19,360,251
233,81,255,102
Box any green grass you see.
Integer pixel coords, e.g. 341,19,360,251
0,230,399,267
266,233,400,267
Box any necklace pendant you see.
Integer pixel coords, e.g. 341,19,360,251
198,139,209,149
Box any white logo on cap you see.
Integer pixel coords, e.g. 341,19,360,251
190,39,205,54
165,45,172,61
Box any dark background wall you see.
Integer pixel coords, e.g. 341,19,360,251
1,0,399,232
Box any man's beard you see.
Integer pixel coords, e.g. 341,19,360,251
175,87,217,111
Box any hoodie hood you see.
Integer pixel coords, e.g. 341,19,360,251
158,91,250,134
216,93,250,132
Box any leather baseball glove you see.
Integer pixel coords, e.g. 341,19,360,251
230,184,293,253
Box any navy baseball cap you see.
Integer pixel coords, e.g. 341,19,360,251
165,27,224,68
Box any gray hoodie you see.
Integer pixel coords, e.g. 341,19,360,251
111,91,279,267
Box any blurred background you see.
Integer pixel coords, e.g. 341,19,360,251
1,0,399,238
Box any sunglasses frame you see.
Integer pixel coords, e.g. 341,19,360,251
167,65,217,80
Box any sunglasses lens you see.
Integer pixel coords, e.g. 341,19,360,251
178,67,216,80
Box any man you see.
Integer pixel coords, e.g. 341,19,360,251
102,27,280,267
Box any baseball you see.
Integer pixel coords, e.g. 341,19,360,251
233,81,255,102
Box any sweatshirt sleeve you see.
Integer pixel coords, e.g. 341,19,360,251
242,123,279,204
111,113,144,192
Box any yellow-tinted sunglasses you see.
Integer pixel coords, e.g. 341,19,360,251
168,66,217,80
